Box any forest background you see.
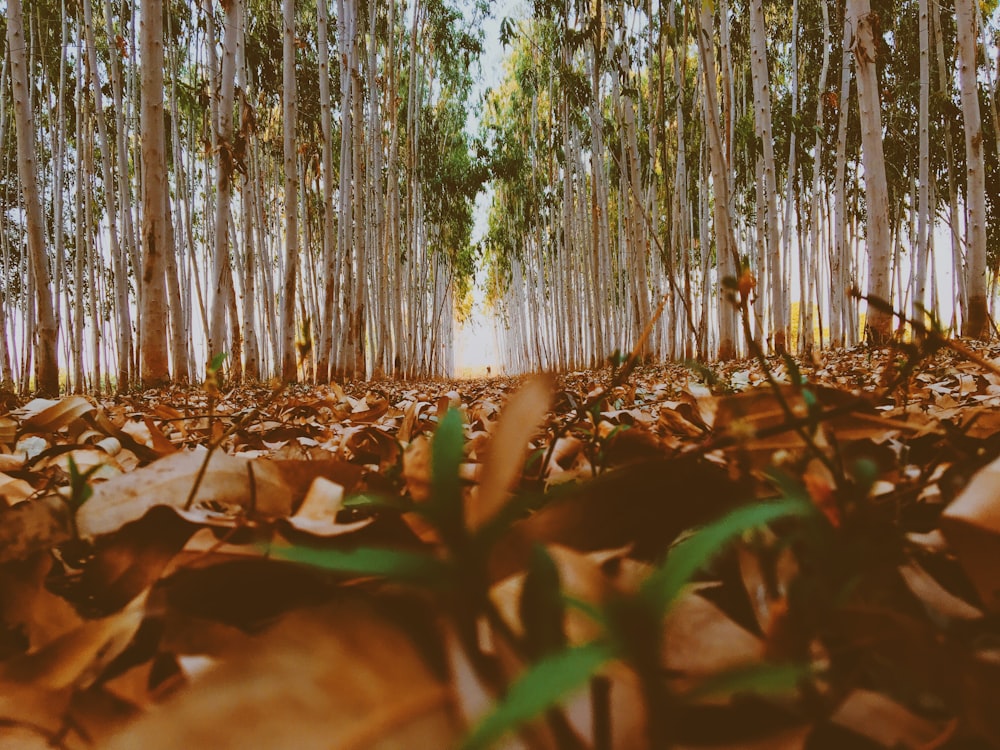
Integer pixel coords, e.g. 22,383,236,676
1,0,999,394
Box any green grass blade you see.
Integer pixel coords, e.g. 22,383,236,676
265,545,453,588
641,499,814,617
461,641,616,750
683,662,814,702
424,407,466,547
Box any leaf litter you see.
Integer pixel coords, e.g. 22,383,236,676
1,341,1000,747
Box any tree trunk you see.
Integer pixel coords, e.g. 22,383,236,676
914,0,931,327
280,0,299,381
748,0,785,353
956,0,989,338
697,2,738,360
6,0,60,396
138,0,171,386
849,0,892,344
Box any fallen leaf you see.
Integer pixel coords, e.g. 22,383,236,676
102,601,461,750
470,376,552,532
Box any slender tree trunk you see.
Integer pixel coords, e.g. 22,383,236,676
748,0,785,353
6,0,59,395
914,0,931,327
139,0,170,385
208,0,242,372
280,0,299,381
956,0,989,338
315,0,337,383
697,2,738,360
849,0,892,344
831,4,853,347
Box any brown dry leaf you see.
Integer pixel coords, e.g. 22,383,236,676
674,727,810,750
490,543,614,646
663,588,765,700
0,553,83,656
0,495,72,563
348,396,390,424
79,507,195,613
736,531,799,637
829,689,947,749
141,416,179,455
102,602,461,750
402,435,433,503
286,476,374,537
0,451,27,473
0,683,74,748
0,417,18,446
489,457,743,581
898,561,984,621
0,471,38,505
340,425,401,470
713,385,894,464
0,595,145,691
470,375,552,532
76,451,297,538
18,396,95,433
940,453,1000,612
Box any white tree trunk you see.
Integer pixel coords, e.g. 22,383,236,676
138,0,171,385
280,0,299,380
956,0,989,338
748,0,785,353
849,0,892,343
7,0,60,395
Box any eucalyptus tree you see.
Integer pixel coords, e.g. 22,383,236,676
696,0,738,359
747,0,785,353
847,0,891,343
956,0,988,338
279,0,298,381
5,0,59,395
138,0,171,385
208,0,244,372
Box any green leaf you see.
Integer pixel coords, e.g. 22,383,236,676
461,642,616,750
641,499,814,617
66,454,94,509
520,545,566,658
208,351,227,373
424,407,467,548
684,662,814,702
342,492,412,512
265,545,454,588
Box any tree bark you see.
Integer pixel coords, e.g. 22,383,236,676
280,0,299,381
956,0,989,338
6,0,60,396
849,0,892,344
139,0,171,386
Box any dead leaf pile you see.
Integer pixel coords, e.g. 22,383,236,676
1,341,1000,748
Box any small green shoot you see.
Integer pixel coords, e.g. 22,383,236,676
520,545,567,659
640,498,815,618
265,545,454,589
66,454,97,509
461,642,616,750
422,407,467,550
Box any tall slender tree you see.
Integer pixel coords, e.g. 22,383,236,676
139,0,171,385
956,0,989,338
6,0,60,395
849,0,892,343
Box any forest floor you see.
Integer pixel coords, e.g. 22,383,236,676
2,339,1000,749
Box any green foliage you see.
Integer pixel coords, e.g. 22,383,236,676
461,642,616,750
639,497,815,618
426,407,467,551
65,454,97,509
265,545,454,588
519,545,567,659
